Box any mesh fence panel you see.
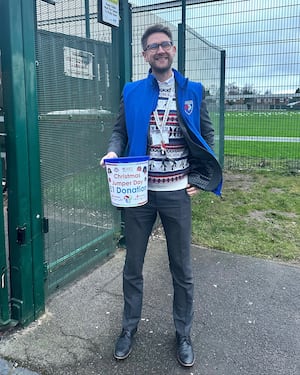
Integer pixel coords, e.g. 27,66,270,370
132,5,224,161
36,0,119,293
132,0,300,171
37,0,112,41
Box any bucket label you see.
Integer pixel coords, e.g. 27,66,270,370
105,158,149,207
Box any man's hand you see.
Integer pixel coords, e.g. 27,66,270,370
186,184,201,197
100,152,118,167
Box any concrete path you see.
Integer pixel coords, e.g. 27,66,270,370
0,237,299,375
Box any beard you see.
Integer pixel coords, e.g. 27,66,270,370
151,65,172,75
150,55,173,75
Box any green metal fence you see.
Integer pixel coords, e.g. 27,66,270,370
36,0,121,294
1,0,298,329
131,3,225,165
0,0,45,326
132,0,300,172
0,0,125,328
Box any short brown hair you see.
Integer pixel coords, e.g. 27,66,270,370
141,24,173,51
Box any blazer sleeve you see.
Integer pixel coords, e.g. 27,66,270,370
200,90,215,150
107,95,128,157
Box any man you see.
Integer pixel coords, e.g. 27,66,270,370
101,24,222,367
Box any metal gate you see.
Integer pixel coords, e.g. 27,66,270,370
0,0,45,327
35,1,122,294
0,0,126,328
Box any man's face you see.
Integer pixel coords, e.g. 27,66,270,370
142,32,176,75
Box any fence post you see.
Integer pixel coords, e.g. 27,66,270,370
219,49,226,168
84,0,91,38
118,0,132,88
178,0,186,75
0,0,45,326
111,0,132,245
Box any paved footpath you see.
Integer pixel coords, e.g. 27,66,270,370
0,238,299,375
0,358,39,374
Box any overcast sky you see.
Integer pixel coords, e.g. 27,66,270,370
133,0,300,94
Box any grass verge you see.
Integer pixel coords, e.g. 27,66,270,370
191,170,300,264
225,111,300,137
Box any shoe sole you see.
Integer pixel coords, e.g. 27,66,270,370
114,347,132,360
177,354,195,367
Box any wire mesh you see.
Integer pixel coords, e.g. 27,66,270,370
37,0,112,41
132,0,300,171
36,0,120,293
131,3,224,162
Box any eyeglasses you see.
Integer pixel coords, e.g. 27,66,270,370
144,41,173,52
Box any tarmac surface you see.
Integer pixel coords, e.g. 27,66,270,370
0,237,300,375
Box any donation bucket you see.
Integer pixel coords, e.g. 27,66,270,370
104,156,150,207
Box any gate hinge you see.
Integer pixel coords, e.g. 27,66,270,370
16,226,26,245
42,217,49,233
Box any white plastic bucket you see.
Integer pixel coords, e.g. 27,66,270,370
104,156,149,207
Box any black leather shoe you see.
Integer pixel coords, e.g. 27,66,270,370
176,333,195,367
114,329,136,360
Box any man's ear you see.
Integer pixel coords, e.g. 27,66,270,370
142,51,148,62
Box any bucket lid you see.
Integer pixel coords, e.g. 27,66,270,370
104,156,150,164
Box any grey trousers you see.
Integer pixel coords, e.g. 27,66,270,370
122,189,194,337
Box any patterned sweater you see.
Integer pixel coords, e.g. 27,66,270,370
148,76,189,191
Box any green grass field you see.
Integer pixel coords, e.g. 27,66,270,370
224,111,300,161
197,112,300,261
192,170,300,263
225,141,300,159
224,111,300,137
